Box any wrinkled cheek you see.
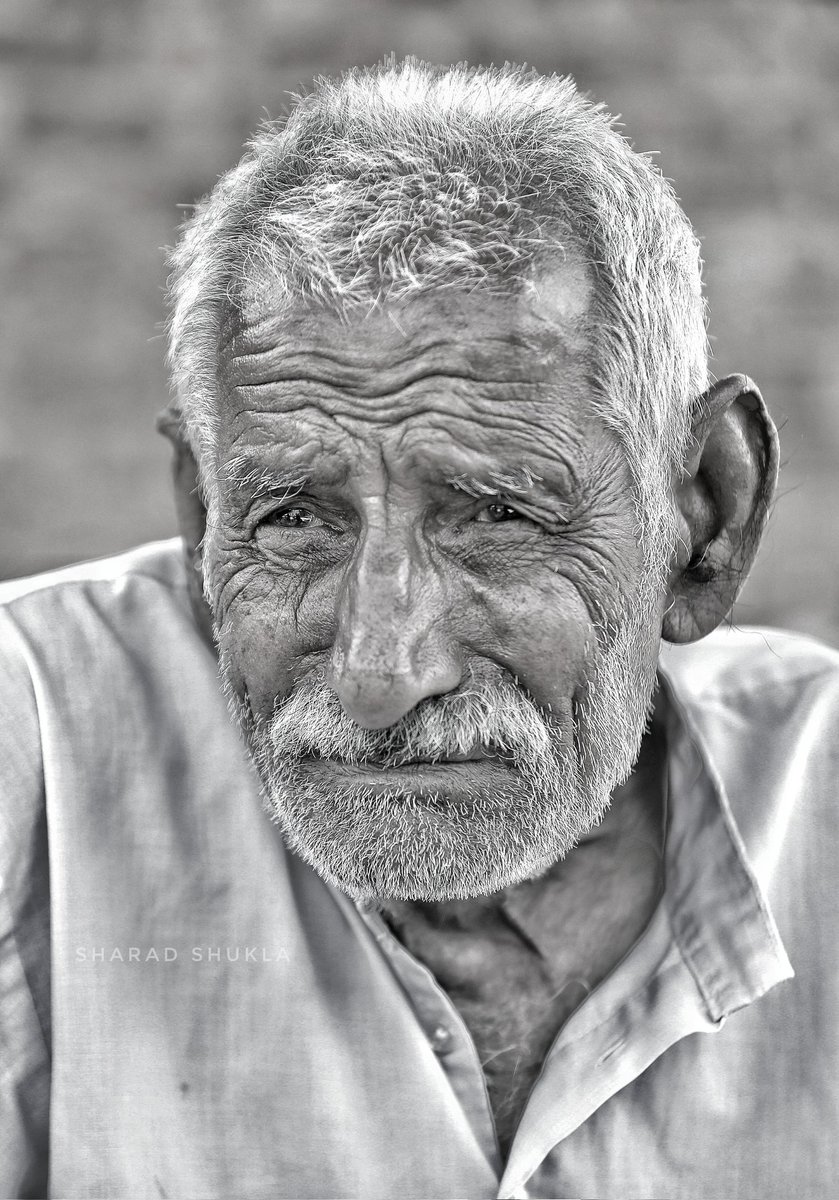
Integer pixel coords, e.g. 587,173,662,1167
479,581,597,720
205,574,301,723
209,554,339,722
221,612,300,720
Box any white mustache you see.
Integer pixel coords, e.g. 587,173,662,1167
259,672,566,770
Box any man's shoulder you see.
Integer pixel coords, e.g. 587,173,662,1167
659,623,839,705
0,538,188,613
660,624,839,836
0,538,195,688
661,625,839,916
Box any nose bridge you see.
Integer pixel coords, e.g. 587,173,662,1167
340,519,429,676
331,516,460,727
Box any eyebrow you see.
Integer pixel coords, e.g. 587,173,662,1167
446,465,545,500
447,464,573,516
221,456,313,503
222,453,574,521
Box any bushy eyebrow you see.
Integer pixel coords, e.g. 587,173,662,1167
446,464,573,520
446,465,544,499
221,453,574,523
221,456,311,503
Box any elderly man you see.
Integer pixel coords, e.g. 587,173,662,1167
1,60,836,1200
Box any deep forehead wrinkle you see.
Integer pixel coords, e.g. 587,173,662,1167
222,337,564,398
391,413,582,490
222,400,583,497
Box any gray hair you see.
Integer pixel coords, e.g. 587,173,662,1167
167,58,708,570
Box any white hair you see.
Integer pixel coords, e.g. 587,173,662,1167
167,58,708,573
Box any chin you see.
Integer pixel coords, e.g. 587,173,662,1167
256,761,612,902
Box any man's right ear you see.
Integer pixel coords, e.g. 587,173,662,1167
156,407,215,645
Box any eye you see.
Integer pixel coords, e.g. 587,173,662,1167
262,506,324,529
474,502,522,524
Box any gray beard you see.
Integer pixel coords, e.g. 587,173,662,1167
218,606,659,902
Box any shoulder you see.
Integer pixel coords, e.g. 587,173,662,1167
0,538,191,666
660,626,839,898
0,537,207,903
0,538,196,819
659,624,839,715
658,624,839,786
0,537,189,613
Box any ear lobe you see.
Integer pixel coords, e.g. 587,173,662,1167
662,374,779,644
156,407,215,646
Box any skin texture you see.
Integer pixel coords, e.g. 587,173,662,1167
161,257,777,1159
208,259,619,729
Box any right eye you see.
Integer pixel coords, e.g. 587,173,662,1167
262,506,325,529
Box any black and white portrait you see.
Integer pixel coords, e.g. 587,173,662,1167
1,4,837,1198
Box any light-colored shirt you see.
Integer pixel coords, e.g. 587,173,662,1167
0,540,836,1200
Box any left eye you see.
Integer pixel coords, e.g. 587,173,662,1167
474,503,521,524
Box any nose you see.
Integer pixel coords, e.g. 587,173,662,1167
329,524,462,729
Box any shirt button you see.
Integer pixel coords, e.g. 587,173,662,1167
429,1024,452,1054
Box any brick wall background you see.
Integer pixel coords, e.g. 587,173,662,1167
1,0,837,642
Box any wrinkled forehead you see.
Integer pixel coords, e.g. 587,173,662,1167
209,255,610,507
218,252,594,379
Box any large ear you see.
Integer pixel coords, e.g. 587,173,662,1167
663,374,779,644
156,407,215,646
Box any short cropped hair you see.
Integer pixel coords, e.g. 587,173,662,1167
167,58,708,569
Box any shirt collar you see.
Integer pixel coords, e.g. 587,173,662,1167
656,661,794,1020
498,659,794,1196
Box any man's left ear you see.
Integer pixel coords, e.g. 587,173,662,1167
663,373,779,644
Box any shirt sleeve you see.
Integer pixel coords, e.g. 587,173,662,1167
0,607,51,1199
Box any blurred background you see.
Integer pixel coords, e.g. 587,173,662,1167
1,0,837,643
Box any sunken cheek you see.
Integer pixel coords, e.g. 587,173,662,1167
212,552,337,718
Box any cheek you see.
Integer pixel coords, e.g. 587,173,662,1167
211,554,338,719
223,608,299,718
463,573,596,713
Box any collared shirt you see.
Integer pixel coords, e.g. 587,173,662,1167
0,539,836,1199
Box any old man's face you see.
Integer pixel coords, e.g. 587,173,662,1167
203,258,668,900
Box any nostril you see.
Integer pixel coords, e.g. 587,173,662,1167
330,674,407,730
330,667,453,731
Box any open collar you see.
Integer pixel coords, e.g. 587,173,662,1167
498,663,794,1197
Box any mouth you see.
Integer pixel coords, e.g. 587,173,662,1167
303,742,513,768
297,746,517,791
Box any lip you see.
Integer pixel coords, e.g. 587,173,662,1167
299,755,516,788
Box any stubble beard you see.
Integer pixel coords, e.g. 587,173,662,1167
216,597,660,902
